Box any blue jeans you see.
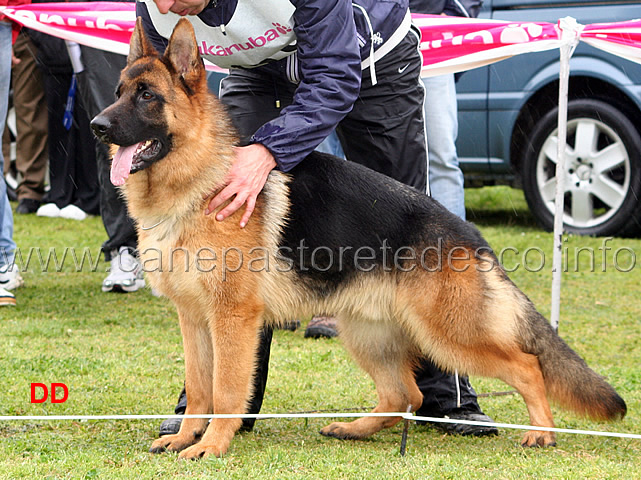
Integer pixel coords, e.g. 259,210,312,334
0,22,16,266
316,131,345,158
423,74,466,220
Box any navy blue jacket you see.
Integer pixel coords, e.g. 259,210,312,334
137,0,411,172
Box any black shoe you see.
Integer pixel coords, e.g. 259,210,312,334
6,184,17,202
279,319,301,331
16,198,41,214
158,386,257,436
159,388,187,436
304,316,338,338
419,410,499,437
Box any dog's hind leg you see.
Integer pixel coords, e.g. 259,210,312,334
451,333,557,447
150,307,214,455
489,349,557,447
320,318,423,440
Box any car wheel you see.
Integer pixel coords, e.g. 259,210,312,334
522,98,641,237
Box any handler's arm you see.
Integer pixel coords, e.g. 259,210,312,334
205,144,276,228
208,0,361,226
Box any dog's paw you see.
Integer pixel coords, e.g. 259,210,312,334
149,434,196,454
520,430,557,448
178,442,227,460
319,421,363,440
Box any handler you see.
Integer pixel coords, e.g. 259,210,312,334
136,0,496,438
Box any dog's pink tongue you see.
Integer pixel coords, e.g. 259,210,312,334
110,144,139,186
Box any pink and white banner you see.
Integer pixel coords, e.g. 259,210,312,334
0,3,640,76
0,2,135,56
413,14,641,76
413,14,563,76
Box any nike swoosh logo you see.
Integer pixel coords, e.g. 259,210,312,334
398,63,411,74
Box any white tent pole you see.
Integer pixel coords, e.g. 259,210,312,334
550,18,583,332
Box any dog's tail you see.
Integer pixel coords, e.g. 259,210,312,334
518,300,627,421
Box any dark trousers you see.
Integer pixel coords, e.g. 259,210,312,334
42,70,99,215
76,47,138,259
219,28,480,424
7,31,48,202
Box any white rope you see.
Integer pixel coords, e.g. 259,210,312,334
2,412,640,440
0,413,405,421
413,415,641,440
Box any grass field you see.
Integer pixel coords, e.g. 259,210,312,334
1,186,640,479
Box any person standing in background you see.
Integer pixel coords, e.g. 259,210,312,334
0,1,28,304
4,28,48,215
69,0,144,293
29,26,100,221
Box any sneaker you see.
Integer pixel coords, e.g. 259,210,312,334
36,203,61,218
16,198,41,214
0,287,15,306
0,263,24,290
59,204,88,221
420,409,499,437
102,247,145,293
304,316,338,338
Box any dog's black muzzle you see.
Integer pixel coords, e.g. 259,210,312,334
90,114,114,144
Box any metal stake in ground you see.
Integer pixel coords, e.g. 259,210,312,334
400,404,413,456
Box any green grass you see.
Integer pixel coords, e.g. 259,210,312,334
1,186,640,479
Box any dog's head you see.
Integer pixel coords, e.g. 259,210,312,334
91,17,206,186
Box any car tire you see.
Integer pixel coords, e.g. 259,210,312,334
522,98,641,237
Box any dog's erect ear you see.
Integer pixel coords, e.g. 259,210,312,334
164,18,204,85
128,17,158,65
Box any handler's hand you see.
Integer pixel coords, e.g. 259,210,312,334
205,143,277,228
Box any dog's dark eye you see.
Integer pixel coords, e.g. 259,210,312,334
141,91,154,101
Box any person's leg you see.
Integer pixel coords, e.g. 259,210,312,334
337,41,428,192
413,359,497,436
40,70,74,210
76,47,137,250
0,22,16,257
423,74,466,219
0,22,19,303
420,77,496,433
11,31,48,212
75,46,141,292
315,132,345,158
67,94,99,216
219,69,292,145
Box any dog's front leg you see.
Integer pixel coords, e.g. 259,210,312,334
150,308,213,455
178,301,264,460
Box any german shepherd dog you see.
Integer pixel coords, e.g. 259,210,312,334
91,18,626,459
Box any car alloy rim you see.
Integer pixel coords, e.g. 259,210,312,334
535,117,631,229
